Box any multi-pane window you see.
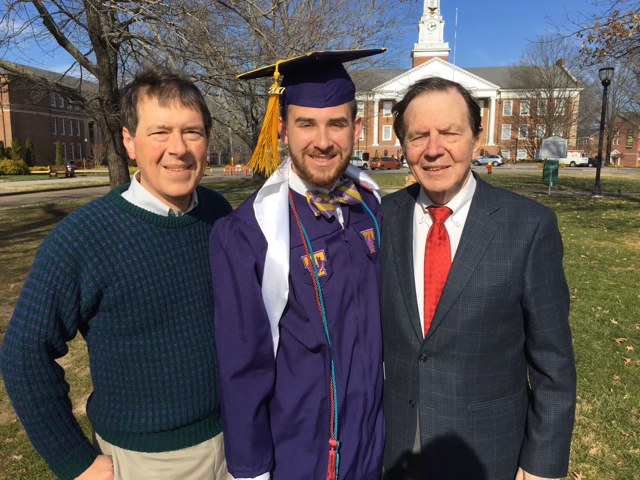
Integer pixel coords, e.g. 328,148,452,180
357,102,364,117
519,100,530,116
359,128,364,141
517,149,527,160
77,144,82,160
537,100,547,115
62,143,67,160
552,125,563,136
70,144,75,161
59,96,64,108
68,119,73,134
502,150,511,160
52,117,57,134
382,125,392,141
501,124,511,140
76,120,81,136
60,118,65,135
555,101,564,115
502,100,512,116
536,124,545,139
382,101,393,117
518,124,528,139
50,92,56,106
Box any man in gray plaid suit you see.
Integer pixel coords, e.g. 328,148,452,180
380,78,576,480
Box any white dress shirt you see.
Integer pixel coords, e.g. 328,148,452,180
121,171,198,216
413,172,477,335
288,168,345,228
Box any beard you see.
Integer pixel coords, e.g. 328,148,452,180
289,147,352,190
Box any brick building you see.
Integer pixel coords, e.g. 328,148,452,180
352,0,581,162
0,64,103,167
578,113,640,167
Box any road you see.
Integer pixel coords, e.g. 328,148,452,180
369,164,640,174
0,174,252,208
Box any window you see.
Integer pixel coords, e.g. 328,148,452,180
502,150,511,160
70,144,75,161
537,100,547,115
67,100,71,109
359,128,364,141
382,101,393,117
501,124,511,140
502,100,512,116
517,149,527,160
62,143,67,160
554,101,564,115
77,143,82,160
382,125,392,141
535,124,545,139
357,102,364,117
552,125,563,136
68,119,73,134
60,118,65,135
519,100,530,116
354,150,363,159
76,120,81,136
50,91,56,106
51,117,57,135
59,96,64,108
518,124,528,140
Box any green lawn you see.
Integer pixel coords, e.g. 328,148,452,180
0,176,639,479
370,171,640,194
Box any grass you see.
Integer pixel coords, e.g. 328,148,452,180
0,175,639,479
369,171,640,193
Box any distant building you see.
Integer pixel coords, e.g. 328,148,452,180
352,0,581,162
579,113,640,167
0,64,103,166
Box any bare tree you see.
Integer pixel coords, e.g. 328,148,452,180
502,35,582,159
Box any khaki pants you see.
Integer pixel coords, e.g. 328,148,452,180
93,431,231,480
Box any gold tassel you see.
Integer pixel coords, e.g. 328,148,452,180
248,62,284,177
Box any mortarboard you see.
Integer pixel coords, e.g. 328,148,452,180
238,49,386,176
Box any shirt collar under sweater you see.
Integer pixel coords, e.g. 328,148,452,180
121,171,198,217
109,184,205,229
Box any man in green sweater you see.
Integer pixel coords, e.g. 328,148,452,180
0,67,232,479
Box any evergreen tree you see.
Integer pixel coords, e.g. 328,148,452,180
10,138,21,161
24,138,35,167
55,140,64,165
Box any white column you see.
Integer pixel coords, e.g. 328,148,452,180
372,98,379,146
487,96,496,146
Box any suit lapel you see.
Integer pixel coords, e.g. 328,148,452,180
390,184,424,341
425,174,500,342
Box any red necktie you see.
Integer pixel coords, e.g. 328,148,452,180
423,206,452,336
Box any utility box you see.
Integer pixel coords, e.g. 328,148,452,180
542,159,559,183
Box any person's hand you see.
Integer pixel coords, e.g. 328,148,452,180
75,455,114,480
514,467,559,480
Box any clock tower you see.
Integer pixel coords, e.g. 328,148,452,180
412,0,450,67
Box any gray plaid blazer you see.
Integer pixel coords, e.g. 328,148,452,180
381,174,576,480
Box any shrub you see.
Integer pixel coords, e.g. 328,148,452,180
55,140,64,165
128,166,138,174
0,158,30,175
30,166,49,171
24,138,35,167
10,138,21,161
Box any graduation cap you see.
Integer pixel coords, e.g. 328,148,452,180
238,48,386,175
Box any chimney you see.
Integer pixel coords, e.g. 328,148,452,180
556,57,565,67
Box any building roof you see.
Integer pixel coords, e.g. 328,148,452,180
0,61,97,92
352,63,579,91
619,111,640,126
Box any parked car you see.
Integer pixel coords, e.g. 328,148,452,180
472,154,504,166
588,157,598,167
349,156,369,170
370,156,401,170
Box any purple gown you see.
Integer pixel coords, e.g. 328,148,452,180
209,186,384,479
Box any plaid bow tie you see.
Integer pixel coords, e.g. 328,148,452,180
306,179,363,219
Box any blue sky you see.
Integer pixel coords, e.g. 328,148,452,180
393,0,602,69
2,0,603,74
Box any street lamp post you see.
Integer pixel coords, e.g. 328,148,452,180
593,66,615,196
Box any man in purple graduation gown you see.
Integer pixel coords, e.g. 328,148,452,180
209,50,386,480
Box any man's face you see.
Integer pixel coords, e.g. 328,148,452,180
122,95,208,211
278,102,361,190
403,89,480,205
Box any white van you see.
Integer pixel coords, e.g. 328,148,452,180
557,151,589,167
